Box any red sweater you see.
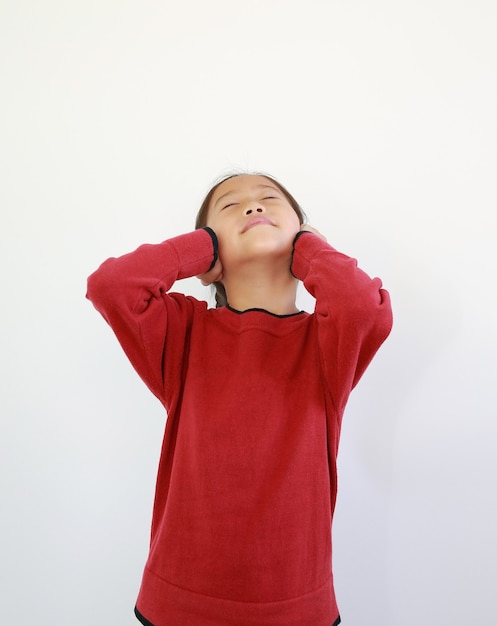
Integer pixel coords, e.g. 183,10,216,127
87,228,392,626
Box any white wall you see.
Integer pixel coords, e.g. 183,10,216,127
1,1,496,624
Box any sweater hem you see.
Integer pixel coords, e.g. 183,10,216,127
135,566,339,625
136,606,341,626
135,606,154,625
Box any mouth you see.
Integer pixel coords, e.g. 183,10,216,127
241,216,276,233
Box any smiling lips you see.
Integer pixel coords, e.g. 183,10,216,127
241,216,276,233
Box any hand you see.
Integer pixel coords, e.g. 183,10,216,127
197,257,224,286
300,224,327,241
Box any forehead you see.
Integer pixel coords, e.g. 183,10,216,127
210,175,278,206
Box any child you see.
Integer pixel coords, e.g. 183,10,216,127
86,173,392,626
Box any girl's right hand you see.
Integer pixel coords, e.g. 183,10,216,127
197,257,224,286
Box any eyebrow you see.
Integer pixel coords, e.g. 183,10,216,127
213,184,281,208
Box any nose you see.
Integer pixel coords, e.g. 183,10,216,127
244,202,265,216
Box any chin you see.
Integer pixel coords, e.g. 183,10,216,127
245,244,293,263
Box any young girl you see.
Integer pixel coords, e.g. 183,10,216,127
87,173,392,626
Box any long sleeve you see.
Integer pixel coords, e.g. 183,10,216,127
86,228,218,406
291,231,393,419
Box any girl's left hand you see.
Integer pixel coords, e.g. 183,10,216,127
300,224,327,241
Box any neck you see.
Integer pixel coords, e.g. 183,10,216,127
222,259,299,316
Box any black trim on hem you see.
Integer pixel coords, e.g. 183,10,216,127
136,604,339,626
134,606,155,626
226,304,305,318
202,226,219,271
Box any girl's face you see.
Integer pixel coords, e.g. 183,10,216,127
206,175,301,272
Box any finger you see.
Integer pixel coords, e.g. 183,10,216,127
197,259,224,286
300,224,327,241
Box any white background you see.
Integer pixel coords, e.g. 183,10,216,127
1,1,496,624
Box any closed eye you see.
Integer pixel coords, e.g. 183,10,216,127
222,202,238,210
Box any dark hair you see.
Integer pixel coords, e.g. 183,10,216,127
195,172,306,308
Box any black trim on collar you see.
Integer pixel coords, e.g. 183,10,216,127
226,304,304,318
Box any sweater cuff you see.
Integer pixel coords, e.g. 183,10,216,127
202,227,219,271
291,231,335,280
168,228,218,280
